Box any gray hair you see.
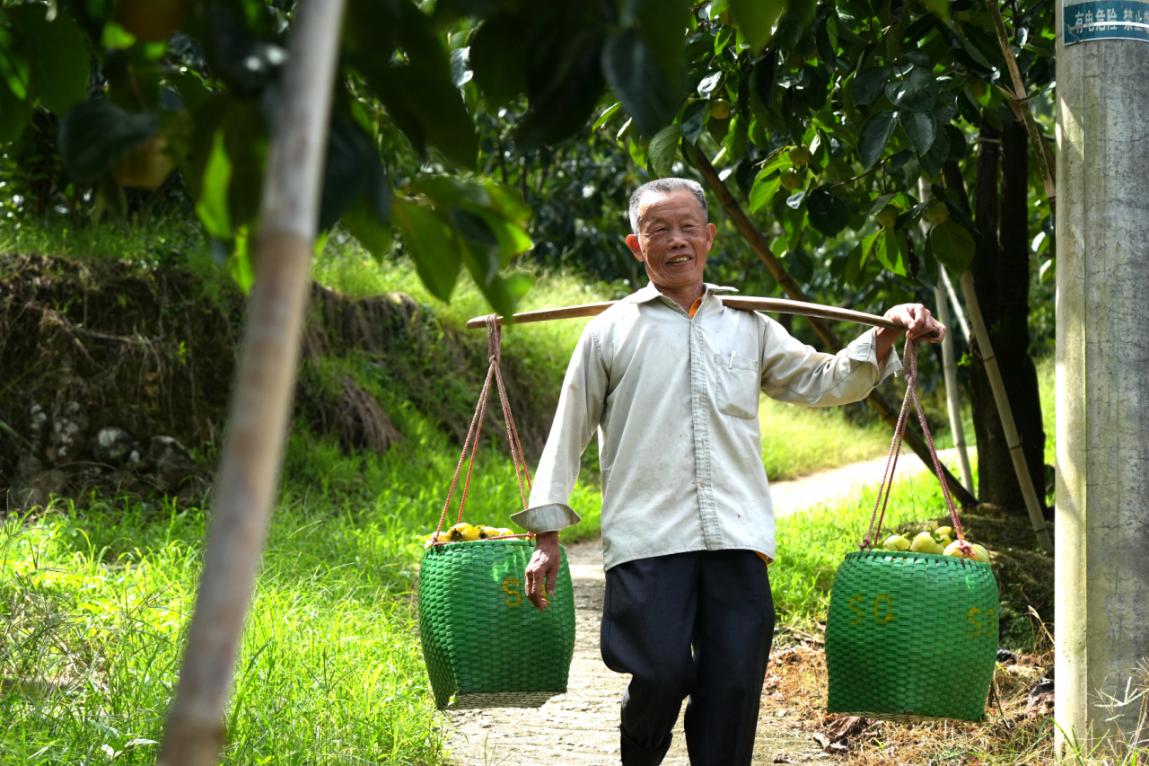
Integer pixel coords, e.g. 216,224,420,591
628,177,708,234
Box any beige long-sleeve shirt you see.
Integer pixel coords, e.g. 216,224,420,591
512,282,901,570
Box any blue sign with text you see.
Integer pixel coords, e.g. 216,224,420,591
1064,0,1149,44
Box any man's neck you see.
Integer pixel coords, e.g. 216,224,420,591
654,282,705,312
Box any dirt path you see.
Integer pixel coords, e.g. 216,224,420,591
443,450,964,765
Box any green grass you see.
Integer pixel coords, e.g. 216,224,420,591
0,392,606,764
759,397,893,480
1038,354,1056,466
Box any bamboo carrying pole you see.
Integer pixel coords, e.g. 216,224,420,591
465,295,907,331
157,2,346,764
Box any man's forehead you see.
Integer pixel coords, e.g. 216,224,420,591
637,190,706,222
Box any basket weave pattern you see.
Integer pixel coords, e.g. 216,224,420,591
418,538,576,709
825,549,999,721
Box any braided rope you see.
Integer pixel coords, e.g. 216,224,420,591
863,339,967,552
432,315,533,543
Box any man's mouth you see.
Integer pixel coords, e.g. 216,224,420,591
666,254,691,265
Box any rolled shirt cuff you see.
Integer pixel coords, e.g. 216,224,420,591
845,327,903,383
511,503,582,534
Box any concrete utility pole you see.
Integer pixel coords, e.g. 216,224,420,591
1056,0,1149,754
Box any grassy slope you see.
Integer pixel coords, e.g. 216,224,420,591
0,229,1048,763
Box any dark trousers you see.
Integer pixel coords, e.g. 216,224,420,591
601,550,776,766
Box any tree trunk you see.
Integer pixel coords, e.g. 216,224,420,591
967,121,1048,514
157,2,346,764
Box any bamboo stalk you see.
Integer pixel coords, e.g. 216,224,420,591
157,2,346,764
919,179,975,493
940,266,972,344
465,295,904,331
934,278,976,492
959,271,1053,552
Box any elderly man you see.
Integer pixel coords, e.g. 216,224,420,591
513,177,945,766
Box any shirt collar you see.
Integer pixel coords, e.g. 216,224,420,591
622,282,740,305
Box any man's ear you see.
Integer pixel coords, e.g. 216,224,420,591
625,233,644,261
704,222,717,250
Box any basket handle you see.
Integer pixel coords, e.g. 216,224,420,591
862,339,969,552
431,316,533,543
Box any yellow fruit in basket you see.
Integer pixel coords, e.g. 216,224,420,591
910,531,944,554
933,525,954,544
496,528,514,537
969,543,990,563
445,522,480,542
882,534,911,551
478,525,501,539
943,539,975,559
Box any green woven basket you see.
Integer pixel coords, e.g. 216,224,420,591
824,549,999,722
418,538,575,709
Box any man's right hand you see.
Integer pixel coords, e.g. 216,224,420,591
525,531,560,611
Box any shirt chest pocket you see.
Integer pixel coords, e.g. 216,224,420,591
713,351,760,419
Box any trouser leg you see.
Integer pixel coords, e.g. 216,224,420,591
684,550,775,766
601,554,699,766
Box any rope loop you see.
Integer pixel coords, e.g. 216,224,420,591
431,316,532,545
485,314,501,364
863,337,965,550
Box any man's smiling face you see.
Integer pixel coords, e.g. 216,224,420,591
625,189,717,302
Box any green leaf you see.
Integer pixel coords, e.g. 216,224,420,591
319,112,380,231
922,0,950,21
805,187,850,237
729,0,786,53
901,112,936,155
884,67,937,113
435,0,515,16
58,100,158,184
469,14,528,107
858,111,896,169
917,122,951,176
517,25,605,148
849,68,890,107
392,197,461,302
195,130,233,240
680,100,708,143
772,0,816,51
624,0,689,91
748,168,783,213
0,25,31,101
342,196,393,260
647,124,681,177
221,100,266,232
368,62,478,168
602,28,682,137
351,0,478,168
869,228,907,275
928,218,975,273
9,5,90,115
0,82,32,144
416,176,532,267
